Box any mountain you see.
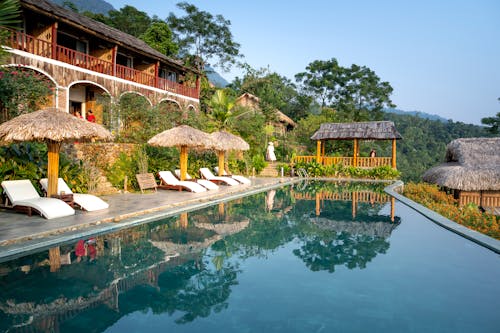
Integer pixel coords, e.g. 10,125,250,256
205,66,229,88
384,108,449,123
49,0,115,15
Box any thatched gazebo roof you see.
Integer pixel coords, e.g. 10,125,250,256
210,130,249,152
0,107,113,143
422,137,500,191
147,125,215,149
311,121,402,140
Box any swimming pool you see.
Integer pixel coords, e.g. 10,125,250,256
0,181,498,332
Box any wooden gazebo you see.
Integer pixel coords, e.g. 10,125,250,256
295,121,402,169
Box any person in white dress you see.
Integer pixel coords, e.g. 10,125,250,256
266,142,276,161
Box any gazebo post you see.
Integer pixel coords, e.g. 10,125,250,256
47,140,61,197
217,150,225,176
321,140,325,161
353,139,358,167
180,145,188,181
316,140,322,163
391,138,397,169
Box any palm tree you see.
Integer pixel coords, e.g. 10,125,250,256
207,89,236,130
0,0,21,28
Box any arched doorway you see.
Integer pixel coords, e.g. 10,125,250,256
68,81,111,126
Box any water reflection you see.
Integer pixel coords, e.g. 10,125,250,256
0,181,399,332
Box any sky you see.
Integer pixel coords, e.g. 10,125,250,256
106,0,500,125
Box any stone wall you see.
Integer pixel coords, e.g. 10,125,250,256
63,143,138,170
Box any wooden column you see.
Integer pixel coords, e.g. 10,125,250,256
352,191,358,219
51,23,58,60
316,140,322,163
49,247,61,272
315,192,321,216
321,141,325,161
353,139,358,167
179,145,188,181
391,197,395,222
392,139,397,169
217,150,225,176
47,140,61,197
179,212,188,228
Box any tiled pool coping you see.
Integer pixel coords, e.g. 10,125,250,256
385,181,500,254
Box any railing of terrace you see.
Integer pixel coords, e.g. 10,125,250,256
3,27,199,99
293,155,392,168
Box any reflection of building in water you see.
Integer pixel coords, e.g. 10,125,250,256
294,189,396,222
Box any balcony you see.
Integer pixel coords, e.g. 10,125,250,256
3,27,199,99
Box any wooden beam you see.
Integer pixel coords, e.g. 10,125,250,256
180,146,188,181
392,139,397,169
316,140,322,163
353,139,358,167
47,140,61,197
217,150,225,176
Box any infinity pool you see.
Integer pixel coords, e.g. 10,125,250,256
0,181,499,332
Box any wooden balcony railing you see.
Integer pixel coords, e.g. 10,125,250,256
293,155,392,168
3,27,199,99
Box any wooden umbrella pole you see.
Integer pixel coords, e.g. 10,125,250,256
218,150,225,176
47,140,61,197
180,145,188,181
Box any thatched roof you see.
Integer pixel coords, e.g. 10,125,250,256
210,130,249,151
0,108,113,143
235,92,296,127
422,137,500,191
20,0,192,73
311,217,400,238
148,125,215,148
311,121,402,140
276,110,296,127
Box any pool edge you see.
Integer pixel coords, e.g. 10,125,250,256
385,181,500,255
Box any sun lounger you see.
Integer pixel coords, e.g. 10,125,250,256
199,168,240,186
1,179,75,219
174,169,219,190
158,171,207,193
40,178,109,211
214,167,252,184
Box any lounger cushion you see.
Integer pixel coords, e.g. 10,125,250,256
214,167,251,184
1,180,75,219
40,178,109,211
200,168,240,186
158,171,207,193
174,169,219,190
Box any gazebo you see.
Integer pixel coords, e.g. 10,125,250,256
296,121,402,169
422,137,500,210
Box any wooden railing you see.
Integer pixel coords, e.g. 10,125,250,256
293,155,392,168
3,27,199,99
293,191,390,203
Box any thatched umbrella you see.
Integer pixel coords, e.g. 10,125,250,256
0,107,112,196
148,125,215,180
210,130,249,176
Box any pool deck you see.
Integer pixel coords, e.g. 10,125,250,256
0,177,297,262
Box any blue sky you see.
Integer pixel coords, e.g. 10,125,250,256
107,0,500,125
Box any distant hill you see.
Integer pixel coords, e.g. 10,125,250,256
49,0,115,15
384,108,449,123
205,66,229,88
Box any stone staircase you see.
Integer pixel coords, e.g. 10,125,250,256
259,162,279,177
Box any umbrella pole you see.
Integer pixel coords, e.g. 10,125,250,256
217,150,225,176
47,141,61,197
180,146,188,181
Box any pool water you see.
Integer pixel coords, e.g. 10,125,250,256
0,181,498,333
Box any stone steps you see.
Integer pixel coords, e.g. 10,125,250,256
259,162,279,177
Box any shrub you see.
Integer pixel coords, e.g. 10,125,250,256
251,154,267,174
404,182,500,240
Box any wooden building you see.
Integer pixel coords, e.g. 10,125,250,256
422,137,500,211
2,0,200,125
294,121,402,169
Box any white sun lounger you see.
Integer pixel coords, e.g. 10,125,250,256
158,171,207,193
174,169,219,190
214,167,252,184
199,168,240,186
1,179,75,219
40,178,109,212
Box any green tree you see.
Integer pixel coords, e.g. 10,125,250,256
140,21,179,57
481,98,500,134
167,2,242,72
106,5,152,38
62,1,79,12
296,58,395,121
207,89,236,130
0,68,53,123
0,0,20,27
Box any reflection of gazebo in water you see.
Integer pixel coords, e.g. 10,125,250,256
294,121,402,168
294,188,397,223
